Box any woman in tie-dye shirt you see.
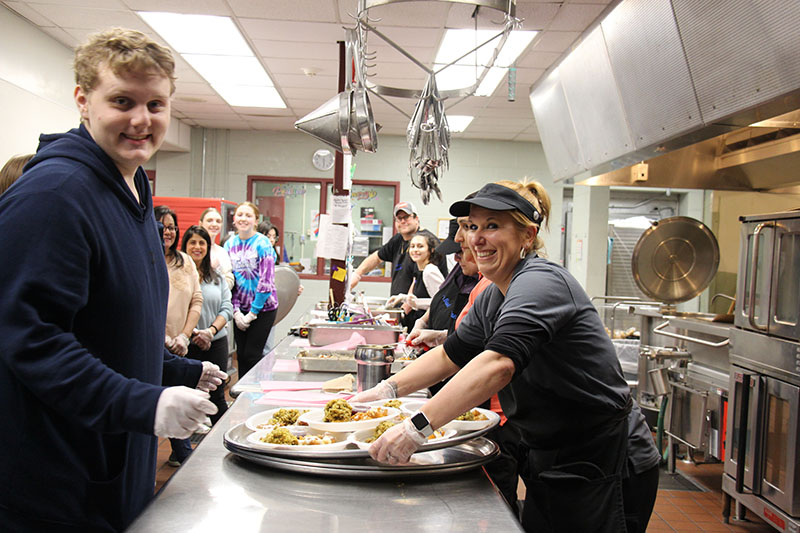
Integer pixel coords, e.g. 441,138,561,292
224,202,278,378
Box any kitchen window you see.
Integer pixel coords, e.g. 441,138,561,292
247,175,399,280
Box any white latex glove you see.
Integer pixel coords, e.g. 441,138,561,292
244,311,258,324
191,328,212,351
410,329,448,348
386,294,406,309
168,333,189,356
154,386,218,439
349,379,397,403
197,361,228,393
369,417,427,464
233,310,249,330
405,293,419,310
407,318,428,343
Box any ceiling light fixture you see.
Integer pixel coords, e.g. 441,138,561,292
138,11,285,108
434,29,537,97
447,115,474,133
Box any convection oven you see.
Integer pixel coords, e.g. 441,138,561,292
723,210,800,532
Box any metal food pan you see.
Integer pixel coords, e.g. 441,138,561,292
307,323,402,346
297,354,408,374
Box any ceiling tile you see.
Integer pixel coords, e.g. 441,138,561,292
238,18,344,42
233,106,295,117
532,31,581,53
515,3,560,31
25,0,126,6
510,67,544,85
174,81,218,96
369,43,437,68
343,1,450,28
253,39,338,60
371,26,443,48
39,26,80,48
280,87,334,101
5,1,54,26
516,50,561,69
547,3,606,32
229,0,339,22
515,131,542,141
27,4,148,30
122,0,230,15
242,116,298,129
271,73,338,90
194,119,252,129
263,57,339,77
171,100,231,113
370,61,429,81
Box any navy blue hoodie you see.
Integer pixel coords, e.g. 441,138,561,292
0,125,200,531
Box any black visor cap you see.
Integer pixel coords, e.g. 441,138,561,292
449,183,541,223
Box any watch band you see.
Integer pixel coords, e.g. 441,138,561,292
410,411,434,438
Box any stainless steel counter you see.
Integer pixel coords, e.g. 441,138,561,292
128,333,522,532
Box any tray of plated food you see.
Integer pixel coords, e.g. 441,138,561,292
224,398,499,461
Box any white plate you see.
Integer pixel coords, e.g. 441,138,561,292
441,407,499,431
245,407,312,432
348,426,457,451
399,400,426,415
298,406,401,432
246,428,349,451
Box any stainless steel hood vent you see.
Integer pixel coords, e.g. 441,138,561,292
529,0,800,190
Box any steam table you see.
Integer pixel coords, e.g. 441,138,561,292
127,332,522,532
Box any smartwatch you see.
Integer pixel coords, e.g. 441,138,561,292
410,411,434,438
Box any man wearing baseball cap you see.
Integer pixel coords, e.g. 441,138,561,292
351,201,446,295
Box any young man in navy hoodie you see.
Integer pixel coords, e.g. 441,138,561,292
0,28,226,531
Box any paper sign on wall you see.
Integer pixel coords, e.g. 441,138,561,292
331,265,346,282
331,195,351,224
315,213,349,260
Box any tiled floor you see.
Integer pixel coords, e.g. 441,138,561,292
648,460,775,532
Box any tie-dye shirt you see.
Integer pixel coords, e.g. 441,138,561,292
225,233,278,314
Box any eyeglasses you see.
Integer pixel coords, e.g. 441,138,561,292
163,225,177,233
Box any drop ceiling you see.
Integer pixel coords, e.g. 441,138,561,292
2,0,615,141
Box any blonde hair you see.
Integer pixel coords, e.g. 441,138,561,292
495,178,551,255
200,207,221,223
236,201,261,220
0,154,34,196
74,28,176,94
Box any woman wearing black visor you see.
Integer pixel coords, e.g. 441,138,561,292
354,179,633,532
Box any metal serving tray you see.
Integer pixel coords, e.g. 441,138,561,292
224,425,499,478
307,323,403,346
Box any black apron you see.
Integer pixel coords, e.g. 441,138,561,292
401,267,430,330
428,275,469,334
518,406,630,533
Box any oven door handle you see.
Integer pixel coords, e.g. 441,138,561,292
734,372,751,494
652,320,729,347
747,222,773,332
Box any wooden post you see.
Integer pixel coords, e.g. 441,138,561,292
329,40,349,306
